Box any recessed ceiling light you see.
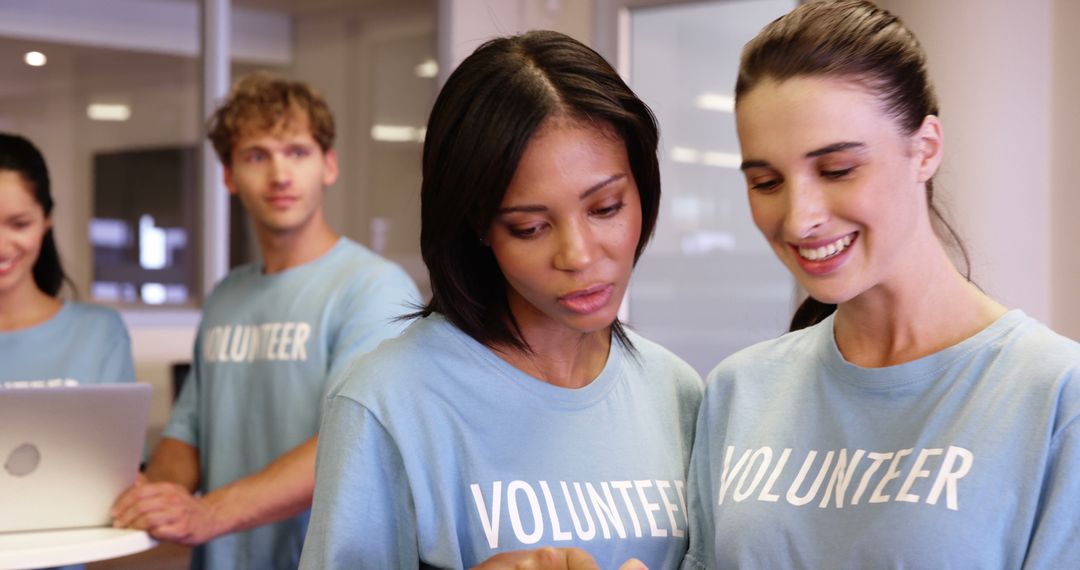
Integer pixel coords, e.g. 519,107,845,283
371,124,425,143
414,59,438,78
24,51,47,67
695,93,735,113
87,103,132,121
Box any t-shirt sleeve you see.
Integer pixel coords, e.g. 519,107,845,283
1022,370,1080,568
161,334,202,447
301,395,418,569
681,388,716,570
323,265,419,401
98,312,136,382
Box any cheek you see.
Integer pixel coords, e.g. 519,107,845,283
748,195,781,237
12,227,46,258
489,240,537,287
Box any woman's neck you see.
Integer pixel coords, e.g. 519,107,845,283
492,323,612,389
0,283,62,332
833,242,1006,368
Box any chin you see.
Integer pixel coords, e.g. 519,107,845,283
562,311,619,336
800,284,860,307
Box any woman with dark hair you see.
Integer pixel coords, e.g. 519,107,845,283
684,1,1080,568
300,31,702,569
0,132,134,388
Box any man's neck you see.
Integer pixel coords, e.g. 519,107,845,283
256,222,340,275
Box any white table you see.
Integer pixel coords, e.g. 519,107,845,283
0,527,156,570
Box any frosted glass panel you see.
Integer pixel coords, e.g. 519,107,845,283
627,0,797,374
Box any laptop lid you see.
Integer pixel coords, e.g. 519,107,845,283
0,383,152,534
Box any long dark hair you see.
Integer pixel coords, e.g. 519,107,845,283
0,133,70,297
416,30,661,352
735,0,970,331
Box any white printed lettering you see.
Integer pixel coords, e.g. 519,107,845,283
634,480,666,538
292,323,310,361
819,449,865,509
718,446,753,505
734,447,772,502
656,480,684,537
927,446,973,511
851,452,892,505
897,448,943,503
539,481,571,541
786,450,834,506
758,447,790,502
565,483,596,541
276,322,295,360
585,482,625,539
471,482,502,549
507,481,544,544
870,448,912,503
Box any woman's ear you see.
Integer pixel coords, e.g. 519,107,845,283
913,114,944,183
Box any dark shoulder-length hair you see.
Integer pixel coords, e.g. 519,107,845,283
0,133,70,297
735,0,971,332
416,30,661,352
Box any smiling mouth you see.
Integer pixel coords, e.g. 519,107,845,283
797,233,856,261
0,258,14,273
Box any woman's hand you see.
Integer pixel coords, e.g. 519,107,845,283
471,547,647,570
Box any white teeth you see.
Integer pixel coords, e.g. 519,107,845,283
0,259,13,271
798,234,854,261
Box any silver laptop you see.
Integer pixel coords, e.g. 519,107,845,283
0,383,152,534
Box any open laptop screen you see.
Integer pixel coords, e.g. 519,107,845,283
0,383,151,533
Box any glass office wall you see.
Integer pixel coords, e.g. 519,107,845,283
626,0,797,374
0,0,437,308
0,35,202,307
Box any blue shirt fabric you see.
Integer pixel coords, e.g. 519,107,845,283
683,310,1080,569
0,301,134,386
162,238,419,570
300,314,704,570
1,301,134,570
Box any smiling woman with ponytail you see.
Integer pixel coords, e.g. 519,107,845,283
683,1,1080,568
0,132,134,388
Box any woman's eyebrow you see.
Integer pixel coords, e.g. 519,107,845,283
497,173,627,215
805,141,866,158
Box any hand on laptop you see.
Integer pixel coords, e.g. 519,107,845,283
111,473,227,545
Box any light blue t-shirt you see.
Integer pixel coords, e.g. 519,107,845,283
0,301,134,387
1,301,134,570
683,310,1080,569
162,238,419,570
300,314,704,570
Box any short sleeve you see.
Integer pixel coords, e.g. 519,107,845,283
1022,370,1080,568
98,311,135,382
681,392,716,570
300,395,419,569
160,333,203,447
322,265,419,402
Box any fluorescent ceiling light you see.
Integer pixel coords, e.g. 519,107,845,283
695,93,735,113
702,151,742,169
415,59,438,78
23,51,47,67
670,146,701,163
87,103,131,121
371,125,425,143
669,145,741,169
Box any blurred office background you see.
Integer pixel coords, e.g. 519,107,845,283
0,0,1076,564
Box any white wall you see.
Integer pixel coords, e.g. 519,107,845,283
1051,0,1080,339
881,0,1057,326
438,0,594,74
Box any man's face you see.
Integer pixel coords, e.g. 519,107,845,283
224,115,338,238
